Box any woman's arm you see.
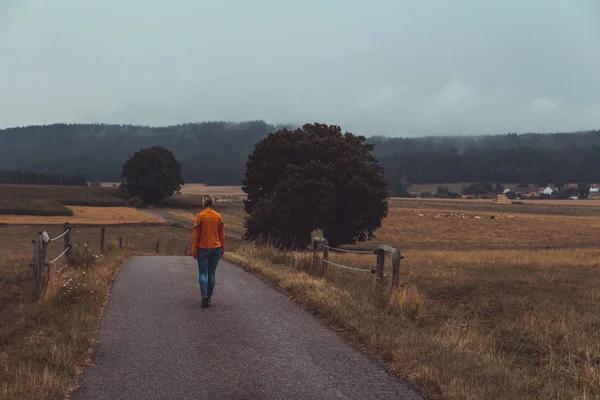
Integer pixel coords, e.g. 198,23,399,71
192,214,202,259
219,217,225,256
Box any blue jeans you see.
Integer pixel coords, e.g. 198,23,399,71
197,248,222,298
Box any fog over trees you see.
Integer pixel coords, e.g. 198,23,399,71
1,122,599,186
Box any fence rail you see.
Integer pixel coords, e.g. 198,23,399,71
312,237,404,289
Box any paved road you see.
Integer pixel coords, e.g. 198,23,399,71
72,257,423,400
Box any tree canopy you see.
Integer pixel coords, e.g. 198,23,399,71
120,146,184,205
243,123,389,249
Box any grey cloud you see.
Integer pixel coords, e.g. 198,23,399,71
1,0,600,136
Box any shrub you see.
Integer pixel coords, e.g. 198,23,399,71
127,196,144,208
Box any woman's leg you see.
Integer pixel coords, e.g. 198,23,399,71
197,254,209,298
206,248,222,300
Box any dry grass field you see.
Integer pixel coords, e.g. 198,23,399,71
179,183,244,196
0,206,166,225
0,185,241,399
395,196,600,207
391,197,600,216
229,245,600,400
0,224,194,311
225,199,600,400
0,220,216,399
0,247,128,400
3,185,600,399
0,184,127,216
353,205,600,251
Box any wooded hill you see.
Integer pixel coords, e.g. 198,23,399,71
0,169,87,186
371,131,600,186
0,121,280,185
1,121,599,186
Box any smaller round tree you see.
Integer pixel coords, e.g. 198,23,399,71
121,146,184,205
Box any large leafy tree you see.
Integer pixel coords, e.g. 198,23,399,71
243,123,388,249
121,146,184,205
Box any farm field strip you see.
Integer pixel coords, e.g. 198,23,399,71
0,184,127,216
0,206,166,225
390,197,600,217
178,183,244,196
393,196,600,207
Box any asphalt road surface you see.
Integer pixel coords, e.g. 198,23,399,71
71,256,423,400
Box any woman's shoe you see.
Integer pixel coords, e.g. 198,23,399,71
202,296,210,308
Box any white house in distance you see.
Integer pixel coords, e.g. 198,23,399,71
542,186,558,195
590,184,600,194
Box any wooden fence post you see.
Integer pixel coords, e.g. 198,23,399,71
31,240,36,269
64,223,72,267
156,241,160,254
41,235,49,296
322,238,329,275
391,251,402,289
37,232,49,298
118,236,123,249
33,233,42,297
100,227,106,254
376,248,385,284
312,239,319,270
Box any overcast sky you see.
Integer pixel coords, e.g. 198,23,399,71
1,0,599,136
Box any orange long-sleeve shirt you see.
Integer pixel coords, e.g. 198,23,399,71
191,209,225,257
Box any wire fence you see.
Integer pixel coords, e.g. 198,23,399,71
31,221,239,299
47,246,72,265
32,223,73,298
312,237,404,289
49,227,72,242
322,259,375,273
321,245,373,255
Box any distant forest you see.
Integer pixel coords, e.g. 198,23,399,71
370,131,600,187
0,169,87,186
1,121,599,187
0,121,283,185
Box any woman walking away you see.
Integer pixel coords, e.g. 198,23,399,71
192,194,225,308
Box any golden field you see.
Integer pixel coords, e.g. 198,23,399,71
394,196,600,208
179,183,244,196
96,182,245,197
0,206,166,225
391,197,600,215
354,205,600,251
